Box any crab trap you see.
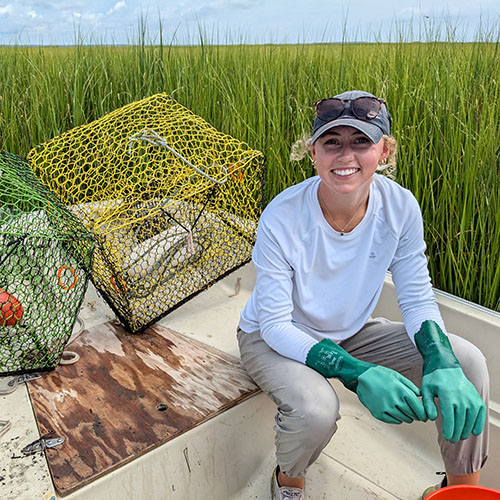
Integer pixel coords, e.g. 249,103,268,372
0,152,94,376
28,93,265,334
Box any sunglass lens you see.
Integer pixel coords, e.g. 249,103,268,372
352,97,382,120
316,99,344,121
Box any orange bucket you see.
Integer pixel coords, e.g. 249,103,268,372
426,485,500,499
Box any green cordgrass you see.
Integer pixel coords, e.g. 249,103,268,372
1,35,499,312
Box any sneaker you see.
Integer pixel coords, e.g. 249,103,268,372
271,466,304,500
421,473,447,499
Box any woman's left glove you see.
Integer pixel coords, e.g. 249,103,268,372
414,320,487,443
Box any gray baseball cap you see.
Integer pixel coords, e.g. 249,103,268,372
311,90,391,144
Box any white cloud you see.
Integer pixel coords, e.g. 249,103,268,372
72,10,103,23
178,0,265,22
396,7,431,19
107,1,125,16
208,0,259,8
0,4,14,15
33,1,87,8
0,0,498,45
198,0,263,13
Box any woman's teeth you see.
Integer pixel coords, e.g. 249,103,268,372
332,168,358,176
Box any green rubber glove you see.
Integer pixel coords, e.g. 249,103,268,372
306,339,427,424
414,320,487,443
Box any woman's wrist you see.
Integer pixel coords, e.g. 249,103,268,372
414,320,461,373
306,338,373,390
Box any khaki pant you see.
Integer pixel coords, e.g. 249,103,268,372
237,318,489,478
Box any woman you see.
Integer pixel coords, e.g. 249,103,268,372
237,90,489,500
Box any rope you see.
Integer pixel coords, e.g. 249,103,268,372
60,316,85,366
59,351,80,365
128,129,229,185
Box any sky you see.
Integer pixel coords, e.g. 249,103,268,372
0,0,499,45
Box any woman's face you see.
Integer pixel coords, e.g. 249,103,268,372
311,126,388,197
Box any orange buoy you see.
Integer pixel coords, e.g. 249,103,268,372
0,288,24,327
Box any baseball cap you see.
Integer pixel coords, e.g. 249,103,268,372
311,90,391,144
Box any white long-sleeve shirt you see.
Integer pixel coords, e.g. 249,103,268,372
238,174,446,363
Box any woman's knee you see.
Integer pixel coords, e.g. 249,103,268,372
277,382,340,436
448,334,489,394
306,396,341,437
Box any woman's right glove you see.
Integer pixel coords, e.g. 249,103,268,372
306,339,427,424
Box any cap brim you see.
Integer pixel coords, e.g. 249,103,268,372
311,118,384,145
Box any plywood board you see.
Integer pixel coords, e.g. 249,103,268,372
27,321,259,495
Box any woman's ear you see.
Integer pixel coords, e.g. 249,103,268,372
311,144,317,167
380,138,390,163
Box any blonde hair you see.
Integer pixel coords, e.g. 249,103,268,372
290,133,398,179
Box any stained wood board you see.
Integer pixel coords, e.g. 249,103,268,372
27,321,259,495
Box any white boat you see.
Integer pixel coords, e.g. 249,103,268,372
1,263,499,499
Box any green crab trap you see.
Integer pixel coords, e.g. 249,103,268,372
28,93,265,333
0,152,94,376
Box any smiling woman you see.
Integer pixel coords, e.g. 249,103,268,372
306,90,392,234
237,89,490,500
313,126,388,231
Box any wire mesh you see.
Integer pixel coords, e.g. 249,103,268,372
28,93,265,333
0,152,94,376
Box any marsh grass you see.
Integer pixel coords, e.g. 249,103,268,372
0,33,499,311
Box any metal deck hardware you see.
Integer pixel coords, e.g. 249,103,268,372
18,373,42,383
22,431,64,456
0,373,42,395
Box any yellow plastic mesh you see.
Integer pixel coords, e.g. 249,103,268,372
28,93,265,333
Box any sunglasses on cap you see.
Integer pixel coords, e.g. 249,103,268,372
314,96,386,122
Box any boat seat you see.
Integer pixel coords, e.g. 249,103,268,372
27,321,259,495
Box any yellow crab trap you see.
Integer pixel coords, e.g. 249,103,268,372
28,93,265,334
0,152,93,376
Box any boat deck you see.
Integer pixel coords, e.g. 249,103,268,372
1,263,499,499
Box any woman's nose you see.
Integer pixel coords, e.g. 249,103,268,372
338,144,354,158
